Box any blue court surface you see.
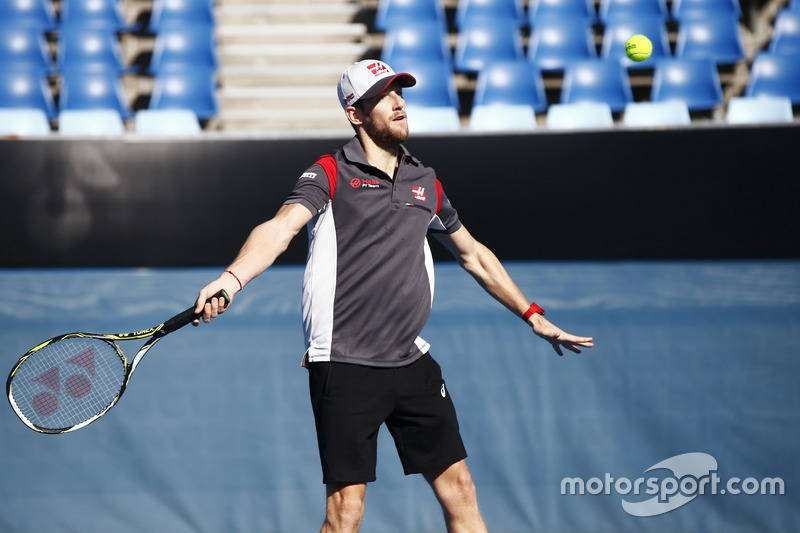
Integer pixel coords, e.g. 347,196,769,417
1,261,798,532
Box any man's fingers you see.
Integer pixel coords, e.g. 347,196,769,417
195,291,208,314
193,288,234,327
547,331,594,356
206,299,220,321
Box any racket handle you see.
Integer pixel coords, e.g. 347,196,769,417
160,290,231,335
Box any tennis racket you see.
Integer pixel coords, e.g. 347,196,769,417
6,290,230,434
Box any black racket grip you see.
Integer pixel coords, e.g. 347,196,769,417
160,289,231,335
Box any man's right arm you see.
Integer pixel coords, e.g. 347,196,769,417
193,202,314,323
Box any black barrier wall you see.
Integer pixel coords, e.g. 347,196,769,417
1,124,799,267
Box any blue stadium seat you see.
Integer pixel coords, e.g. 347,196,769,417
381,20,451,68
650,58,723,110
601,15,670,68
148,24,218,74
58,27,131,74
546,102,614,128
390,58,460,109
527,0,597,25
58,109,125,135
769,9,800,55
59,0,134,31
0,108,51,135
339,59,454,132
59,70,132,119
455,0,526,29
374,0,446,32
469,103,538,130
405,105,461,133
598,0,669,22
744,52,800,105
455,17,524,72
148,0,215,32
623,101,691,126
675,14,746,65
527,16,596,71
725,96,794,124
134,109,201,135
0,0,57,31
149,68,218,120
0,25,55,74
472,60,547,112
0,70,57,119
670,0,741,20
560,59,633,112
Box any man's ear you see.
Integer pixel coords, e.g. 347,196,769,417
345,105,363,127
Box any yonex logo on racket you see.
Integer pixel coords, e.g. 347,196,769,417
30,347,97,417
125,327,159,338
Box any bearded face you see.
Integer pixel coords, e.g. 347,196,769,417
353,84,409,147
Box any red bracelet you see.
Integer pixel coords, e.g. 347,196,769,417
523,302,545,321
225,270,243,291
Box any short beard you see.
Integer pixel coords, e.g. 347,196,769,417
362,112,408,148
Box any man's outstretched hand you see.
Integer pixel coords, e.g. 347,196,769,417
529,314,594,356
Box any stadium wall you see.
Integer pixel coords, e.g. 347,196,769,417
1,124,798,267
1,263,798,532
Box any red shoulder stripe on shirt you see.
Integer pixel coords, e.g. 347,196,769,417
315,154,338,200
435,177,443,214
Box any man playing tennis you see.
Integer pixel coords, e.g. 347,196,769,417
194,59,593,533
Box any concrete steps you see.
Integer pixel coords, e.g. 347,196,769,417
215,0,369,132
218,3,361,25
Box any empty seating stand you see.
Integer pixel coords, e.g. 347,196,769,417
214,0,367,132
2,0,789,133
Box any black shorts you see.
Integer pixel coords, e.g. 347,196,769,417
307,352,467,484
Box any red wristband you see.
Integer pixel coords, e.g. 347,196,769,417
225,270,243,291
523,302,545,321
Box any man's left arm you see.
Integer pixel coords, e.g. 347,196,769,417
434,226,594,356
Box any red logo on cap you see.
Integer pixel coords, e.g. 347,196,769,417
367,62,390,77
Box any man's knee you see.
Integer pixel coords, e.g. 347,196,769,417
447,469,478,503
331,493,365,520
323,483,367,533
427,461,479,506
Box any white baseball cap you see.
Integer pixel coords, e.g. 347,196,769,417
337,60,416,109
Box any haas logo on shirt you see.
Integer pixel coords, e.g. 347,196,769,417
412,186,427,201
350,178,380,189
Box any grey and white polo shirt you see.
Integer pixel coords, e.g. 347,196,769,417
284,137,462,368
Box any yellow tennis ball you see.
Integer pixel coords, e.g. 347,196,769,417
625,35,653,62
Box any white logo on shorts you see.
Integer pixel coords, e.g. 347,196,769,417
441,384,446,398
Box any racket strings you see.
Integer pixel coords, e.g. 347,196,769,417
9,337,127,431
